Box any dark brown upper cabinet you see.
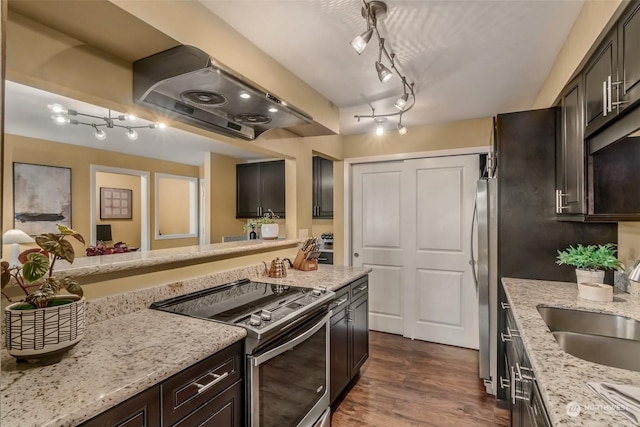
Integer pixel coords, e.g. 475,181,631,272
584,27,618,136
618,2,640,112
236,160,285,219
312,156,333,219
556,75,586,215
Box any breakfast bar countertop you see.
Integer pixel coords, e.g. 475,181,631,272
502,278,640,426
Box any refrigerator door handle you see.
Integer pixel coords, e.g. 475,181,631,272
470,196,478,295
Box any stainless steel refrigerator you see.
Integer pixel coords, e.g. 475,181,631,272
474,174,498,395
472,108,618,399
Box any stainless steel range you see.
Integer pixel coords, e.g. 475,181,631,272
151,279,334,427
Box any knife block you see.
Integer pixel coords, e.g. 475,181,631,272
292,249,318,271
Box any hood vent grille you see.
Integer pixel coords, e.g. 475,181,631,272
133,45,312,140
181,90,228,107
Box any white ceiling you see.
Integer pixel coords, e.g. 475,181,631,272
201,0,585,135
5,0,586,165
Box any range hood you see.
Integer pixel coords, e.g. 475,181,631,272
133,45,312,140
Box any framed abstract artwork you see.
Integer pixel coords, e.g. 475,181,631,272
100,187,132,219
13,163,72,235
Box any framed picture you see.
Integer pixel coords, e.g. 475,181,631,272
13,163,72,235
100,187,132,219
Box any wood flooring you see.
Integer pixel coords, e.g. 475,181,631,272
331,331,510,427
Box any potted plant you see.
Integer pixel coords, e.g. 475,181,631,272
1,224,85,362
242,209,280,240
556,243,623,286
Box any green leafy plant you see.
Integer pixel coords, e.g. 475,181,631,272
556,243,623,271
1,224,85,309
242,209,279,232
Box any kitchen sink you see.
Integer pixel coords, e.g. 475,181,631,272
551,331,640,372
537,306,640,372
537,306,640,340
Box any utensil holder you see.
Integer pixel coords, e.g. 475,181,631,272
292,249,319,271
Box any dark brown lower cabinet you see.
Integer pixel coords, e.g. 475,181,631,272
330,275,369,404
82,341,243,427
80,386,160,427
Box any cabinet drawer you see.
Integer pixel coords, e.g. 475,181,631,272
350,276,368,300
172,380,243,427
162,341,243,426
330,285,350,313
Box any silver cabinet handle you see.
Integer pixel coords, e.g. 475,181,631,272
501,332,512,342
516,363,535,381
355,284,368,292
556,189,567,213
501,302,510,310
509,328,520,338
333,297,348,308
500,377,510,389
347,307,353,322
194,371,229,394
607,75,613,113
603,80,608,116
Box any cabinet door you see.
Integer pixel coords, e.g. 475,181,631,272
584,28,618,135
618,1,640,111
173,380,243,427
80,386,160,427
557,75,586,214
260,160,286,217
329,297,351,404
350,293,369,374
236,163,261,218
312,157,333,218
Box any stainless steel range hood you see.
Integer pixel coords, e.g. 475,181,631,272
133,45,312,140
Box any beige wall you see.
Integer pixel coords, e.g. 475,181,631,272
2,135,201,256
531,0,640,267
157,175,191,236
342,118,492,159
206,153,244,243
96,172,141,248
532,0,624,108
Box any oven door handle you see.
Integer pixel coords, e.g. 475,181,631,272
251,312,330,366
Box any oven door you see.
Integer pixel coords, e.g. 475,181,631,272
248,310,330,427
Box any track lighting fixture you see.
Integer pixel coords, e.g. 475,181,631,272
351,1,416,136
351,28,374,54
47,104,165,141
397,114,408,135
374,117,386,136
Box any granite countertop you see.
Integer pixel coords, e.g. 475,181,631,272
502,278,640,426
0,310,247,427
0,264,370,426
53,238,300,279
256,264,371,291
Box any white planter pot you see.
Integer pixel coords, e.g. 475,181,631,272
578,282,613,302
261,223,279,240
575,269,605,285
5,295,85,362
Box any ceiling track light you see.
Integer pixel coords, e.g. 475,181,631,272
350,0,416,136
47,104,165,141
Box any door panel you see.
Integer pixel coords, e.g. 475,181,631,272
361,171,402,248
403,156,479,348
365,264,403,334
352,162,405,335
415,269,463,327
416,167,464,252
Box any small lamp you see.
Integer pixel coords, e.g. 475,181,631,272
2,229,35,267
